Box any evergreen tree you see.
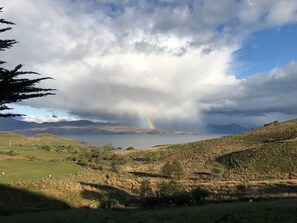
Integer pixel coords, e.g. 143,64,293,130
0,7,54,117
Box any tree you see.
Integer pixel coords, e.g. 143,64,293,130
0,7,54,117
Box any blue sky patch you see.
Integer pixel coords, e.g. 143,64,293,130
234,24,297,77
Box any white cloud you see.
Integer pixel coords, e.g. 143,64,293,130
208,61,297,117
2,0,297,129
22,115,79,123
267,1,297,26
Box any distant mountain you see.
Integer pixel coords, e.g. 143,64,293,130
205,123,251,134
0,118,34,131
0,118,200,135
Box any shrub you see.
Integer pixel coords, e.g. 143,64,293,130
161,160,184,179
161,162,172,177
100,197,122,209
126,147,135,151
6,150,18,156
111,160,121,173
40,145,51,151
139,179,154,197
191,187,210,204
264,120,279,127
211,167,224,179
142,183,210,208
156,180,184,197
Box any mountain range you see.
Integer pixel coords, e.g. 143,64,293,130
0,118,250,135
0,118,200,135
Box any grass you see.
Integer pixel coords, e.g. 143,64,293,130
0,132,94,153
236,119,297,143
0,147,72,161
0,159,83,184
216,141,297,180
0,199,296,223
0,132,89,184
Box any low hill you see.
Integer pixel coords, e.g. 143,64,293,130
205,123,250,134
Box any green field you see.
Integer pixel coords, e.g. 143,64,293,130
0,160,82,184
0,132,89,184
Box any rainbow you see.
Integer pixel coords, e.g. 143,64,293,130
145,115,156,129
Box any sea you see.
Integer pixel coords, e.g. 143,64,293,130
60,134,224,149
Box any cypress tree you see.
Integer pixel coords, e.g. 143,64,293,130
0,7,55,117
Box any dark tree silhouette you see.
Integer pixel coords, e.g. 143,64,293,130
0,7,55,117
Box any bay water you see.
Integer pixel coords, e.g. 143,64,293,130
60,134,223,149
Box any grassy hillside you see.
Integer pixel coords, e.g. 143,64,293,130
0,119,297,221
0,160,82,184
118,119,297,181
0,132,97,183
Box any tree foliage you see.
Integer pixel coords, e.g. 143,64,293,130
0,7,54,117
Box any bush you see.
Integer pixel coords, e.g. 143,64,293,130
100,197,122,209
211,166,224,179
161,160,184,179
142,184,210,208
264,120,279,127
6,150,18,156
28,156,38,161
110,160,121,172
126,147,135,151
156,180,185,197
191,187,210,204
139,179,154,197
40,145,51,151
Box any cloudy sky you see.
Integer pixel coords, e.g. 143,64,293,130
2,0,297,130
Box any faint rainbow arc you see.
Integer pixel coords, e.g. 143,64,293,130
145,115,156,129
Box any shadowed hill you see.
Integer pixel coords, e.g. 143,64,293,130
0,184,69,216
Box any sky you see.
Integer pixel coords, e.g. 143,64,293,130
1,0,297,130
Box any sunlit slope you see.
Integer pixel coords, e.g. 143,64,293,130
122,119,297,180
0,132,93,183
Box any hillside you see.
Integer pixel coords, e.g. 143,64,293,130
205,123,250,134
114,119,297,181
0,119,297,221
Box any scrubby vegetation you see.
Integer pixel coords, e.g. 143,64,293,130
1,119,297,222
161,160,184,179
142,181,210,208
